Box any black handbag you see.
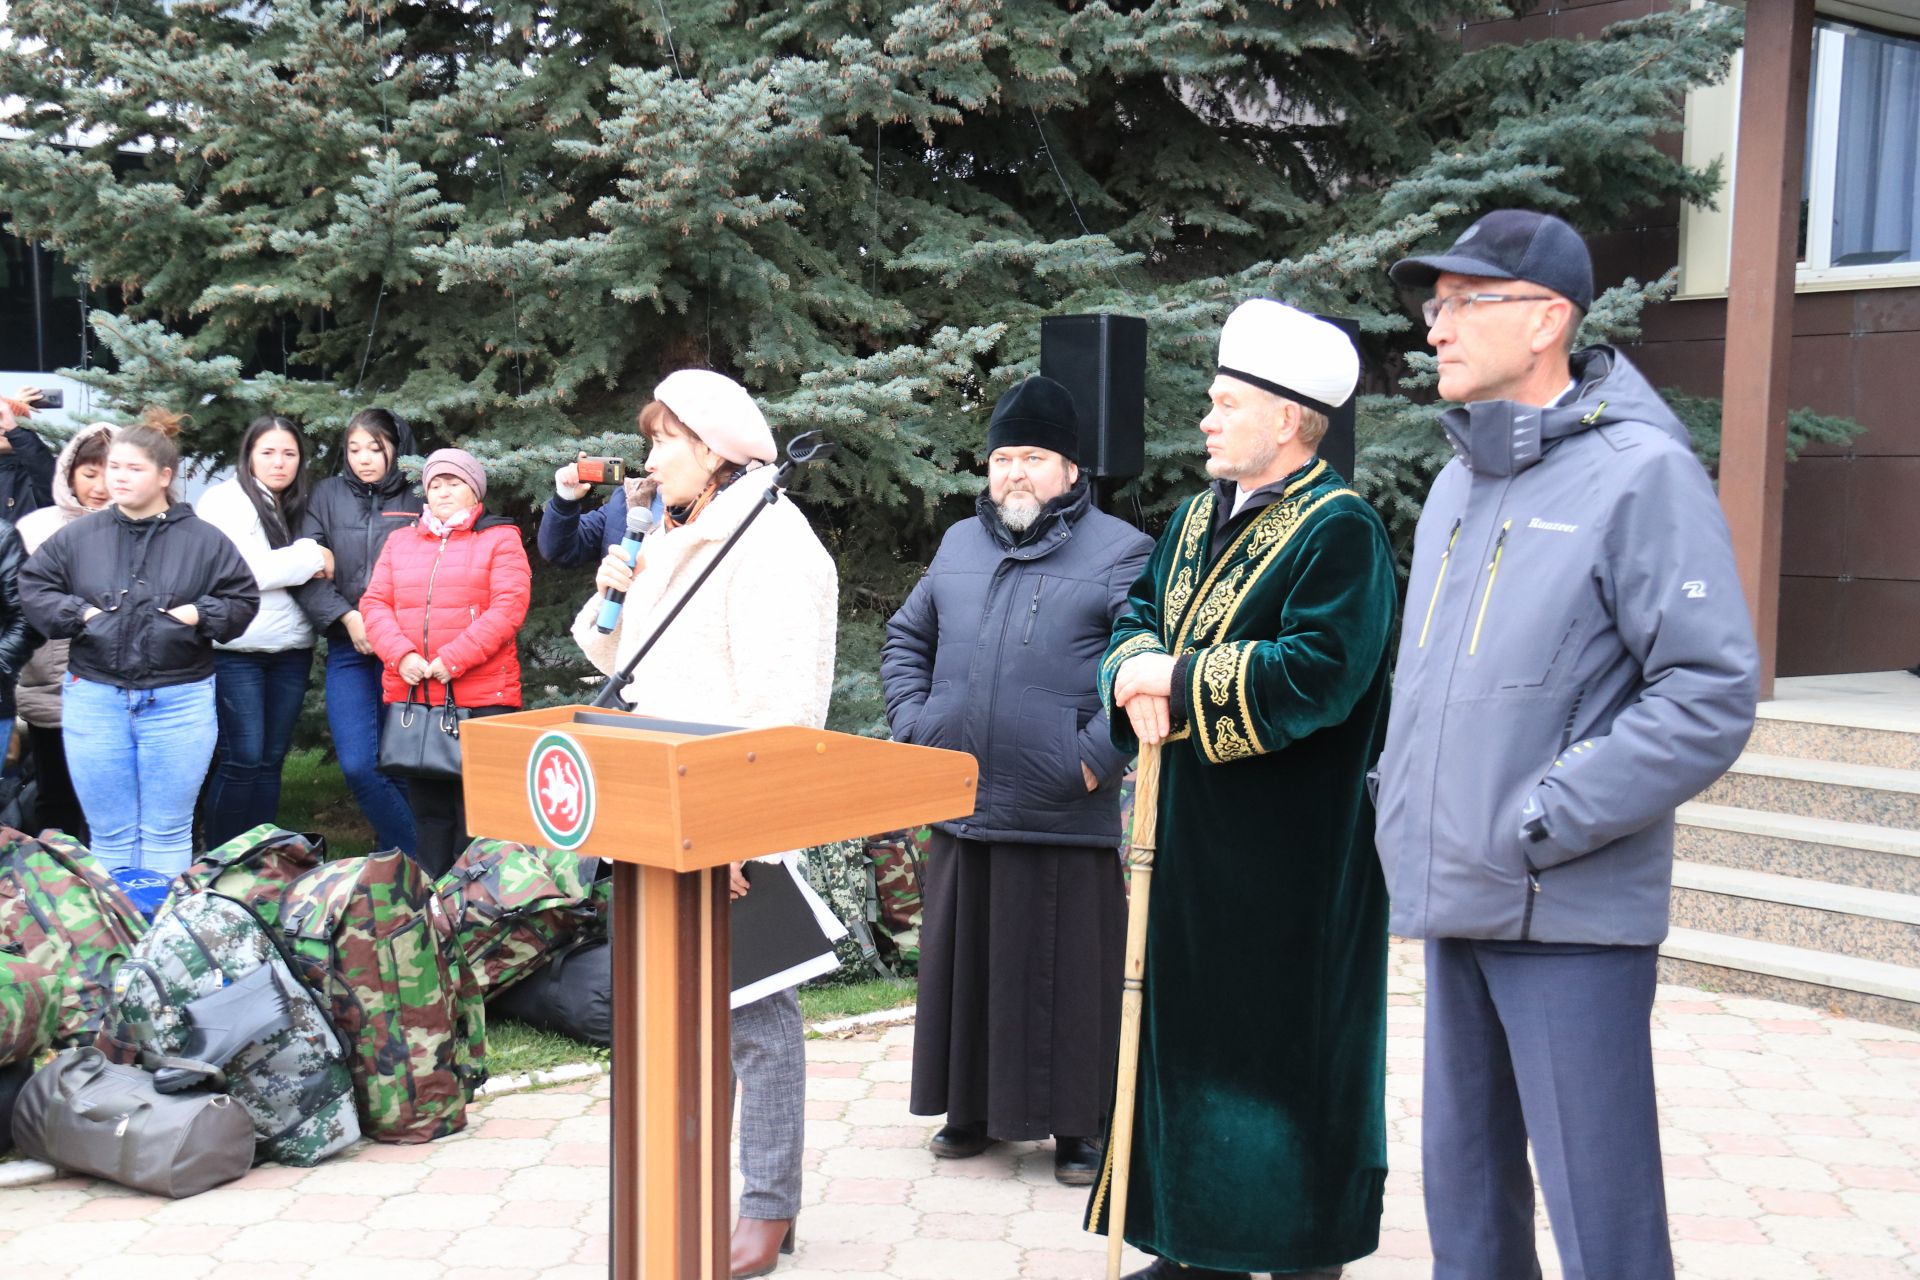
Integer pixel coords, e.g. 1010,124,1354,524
377,683,470,782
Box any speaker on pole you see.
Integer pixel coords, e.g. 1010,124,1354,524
1040,314,1147,482
1314,314,1359,482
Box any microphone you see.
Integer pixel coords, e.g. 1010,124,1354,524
594,502,661,634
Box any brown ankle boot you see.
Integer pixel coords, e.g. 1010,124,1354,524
729,1216,795,1277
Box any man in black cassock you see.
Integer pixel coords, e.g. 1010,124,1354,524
881,376,1152,1184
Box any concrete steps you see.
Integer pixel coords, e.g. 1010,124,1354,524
1661,674,1920,1032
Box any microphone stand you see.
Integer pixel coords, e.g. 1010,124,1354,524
590,431,836,710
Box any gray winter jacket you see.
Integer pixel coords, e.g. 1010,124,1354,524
1372,347,1758,945
882,480,1153,847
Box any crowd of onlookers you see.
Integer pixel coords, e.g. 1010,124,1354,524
0,395,533,883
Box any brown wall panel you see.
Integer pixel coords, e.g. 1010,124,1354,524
1845,459,1920,581
1779,457,1851,578
1778,576,1851,674
1849,332,1920,454
1624,338,1725,399
1785,333,1858,421
1553,0,1666,39
1839,580,1920,673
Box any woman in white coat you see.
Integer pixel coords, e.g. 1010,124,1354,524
195,414,331,846
574,370,836,1279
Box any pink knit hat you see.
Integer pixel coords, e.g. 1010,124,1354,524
422,447,487,501
654,370,776,465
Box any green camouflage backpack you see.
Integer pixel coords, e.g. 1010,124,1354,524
165,826,328,930
0,953,58,1067
278,850,488,1144
0,831,148,1047
863,827,928,972
437,839,598,996
803,840,886,977
100,892,359,1166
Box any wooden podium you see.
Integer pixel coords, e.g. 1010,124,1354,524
462,706,977,1280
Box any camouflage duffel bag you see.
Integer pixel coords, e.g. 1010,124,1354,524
278,850,488,1144
0,830,147,1048
802,840,885,978
437,839,598,996
165,825,328,930
863,827,928,971
1,953,59,1067
99,893,359,1166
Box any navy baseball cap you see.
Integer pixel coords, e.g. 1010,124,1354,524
1389,210,1594,312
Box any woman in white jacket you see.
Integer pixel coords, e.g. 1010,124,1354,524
574,370,836,1279
195,414,331,846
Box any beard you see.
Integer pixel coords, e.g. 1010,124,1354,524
996,490,1043,532
1206,431,1279,483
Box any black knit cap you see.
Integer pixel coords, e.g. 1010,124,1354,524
1389,209,1594,312
985,376,1080,464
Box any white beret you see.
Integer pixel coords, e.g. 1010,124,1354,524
1216,299,1360,413
654,369,777,465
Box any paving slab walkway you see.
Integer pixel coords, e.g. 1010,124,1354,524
3,941,1918,1278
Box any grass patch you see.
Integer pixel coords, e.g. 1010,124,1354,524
487,1017,610,1078
278,746,379,858
799,976,917,1025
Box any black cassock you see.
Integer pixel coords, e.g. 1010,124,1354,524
909,830,1125,1141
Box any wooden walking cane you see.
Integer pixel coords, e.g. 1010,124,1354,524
1105,738,1163,1280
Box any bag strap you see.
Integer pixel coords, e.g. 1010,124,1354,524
55,1048,112,1102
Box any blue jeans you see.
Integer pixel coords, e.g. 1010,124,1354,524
63,676,219,877
204,648,313,848
325,644,415,854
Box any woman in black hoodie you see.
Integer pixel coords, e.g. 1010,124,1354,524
19,409,259,875
295,408,423,854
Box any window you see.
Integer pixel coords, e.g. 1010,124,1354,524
1677,9,1920,298
1802,19,1920,274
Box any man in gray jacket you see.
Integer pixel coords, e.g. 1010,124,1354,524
882,376,1151,1184
1372,210,1759,1280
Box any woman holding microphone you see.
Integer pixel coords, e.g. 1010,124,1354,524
572,370,837,1278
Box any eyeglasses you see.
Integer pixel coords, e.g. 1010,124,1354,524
1421,293,1555,326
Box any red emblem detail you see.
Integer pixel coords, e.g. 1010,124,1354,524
534,745,587,836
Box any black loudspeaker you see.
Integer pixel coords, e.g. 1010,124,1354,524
1041,314,1147,481
1315,314,1359,482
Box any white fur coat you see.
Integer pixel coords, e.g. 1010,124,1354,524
572,466,838,731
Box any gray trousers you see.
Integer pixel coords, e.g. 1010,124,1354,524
733,986,805,1220
1422,939,1674,1280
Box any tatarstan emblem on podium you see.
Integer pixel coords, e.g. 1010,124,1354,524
527,731,596,849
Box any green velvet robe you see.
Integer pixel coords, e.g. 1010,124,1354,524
1085,459,1397,1273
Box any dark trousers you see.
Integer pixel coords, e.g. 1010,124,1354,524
324,645,415,854
205,648,312,847
402,702,511,880
1423,938,1673,1280
26,724,87,841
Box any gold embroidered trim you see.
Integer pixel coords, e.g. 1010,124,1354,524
1191,641,1264,763
1100,631,1167,708
1169,462,1336,656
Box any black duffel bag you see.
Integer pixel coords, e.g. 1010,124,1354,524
0,1058,30,1154
488,938,611,1047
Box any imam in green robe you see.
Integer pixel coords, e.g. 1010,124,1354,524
1086,457,1397,1274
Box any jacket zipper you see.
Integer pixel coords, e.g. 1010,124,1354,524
1467,520,1512,656
1416,518,1462,648
1522,858,1541,940
421,532,452,667
1021,578,1044,645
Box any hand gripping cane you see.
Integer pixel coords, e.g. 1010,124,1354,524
1104,739,1162,1280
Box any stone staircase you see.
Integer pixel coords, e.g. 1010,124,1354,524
1663,680,1920,1030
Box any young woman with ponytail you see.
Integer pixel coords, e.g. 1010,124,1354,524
19,409,260,876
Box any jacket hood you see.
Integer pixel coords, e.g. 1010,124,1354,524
48,423,117,520
1439,345,1694,478
110,501,198,530
974,473,1092,552
338,413,419,497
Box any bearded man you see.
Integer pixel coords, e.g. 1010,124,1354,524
1087,301,1397,1278
882,375,1152,1184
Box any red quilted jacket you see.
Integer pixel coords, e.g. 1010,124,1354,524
359,510,532,708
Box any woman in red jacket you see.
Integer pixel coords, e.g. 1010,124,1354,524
360,448,531,877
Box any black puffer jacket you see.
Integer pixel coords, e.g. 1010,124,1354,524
0,426,56,522
881,479,1153,847
294,427,423,644
0,518,42,718
19,504,259,690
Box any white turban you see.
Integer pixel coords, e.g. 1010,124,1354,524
1216,299,1360,414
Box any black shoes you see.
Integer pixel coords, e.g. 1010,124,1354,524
1053,1134,1102,1186
929,1120,992,1158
